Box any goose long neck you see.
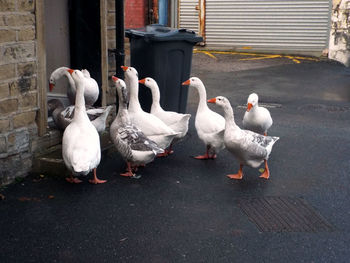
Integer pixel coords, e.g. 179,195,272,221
53,67,75,91
150,83,161,109
223,104,238,129
116,92,131,124
117,107,130,124
117,92,128,113
196,84,209,111
73,81,88,122
126,76,142,112
118,100,126,113
64,71,75,90
250,104,258,113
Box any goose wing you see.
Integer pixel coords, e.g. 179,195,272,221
115,124,163,154
241,130,279,159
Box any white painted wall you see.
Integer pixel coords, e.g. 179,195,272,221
329,0,350,66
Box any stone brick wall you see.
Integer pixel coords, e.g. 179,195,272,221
125,0,148,29
106,0,117,105
329,0,350,66
0,0,38,185
106,0,148,106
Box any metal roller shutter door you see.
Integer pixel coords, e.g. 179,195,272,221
205,0,331,53
179,0,199,34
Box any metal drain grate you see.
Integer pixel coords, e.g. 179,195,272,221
237,103,282,109
298,104,349,112
237,197,334,232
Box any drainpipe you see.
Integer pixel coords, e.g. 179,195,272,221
158,0,168,25
115,0,125,79
152,0,159,23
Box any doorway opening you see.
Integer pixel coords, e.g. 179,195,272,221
44,0,102,129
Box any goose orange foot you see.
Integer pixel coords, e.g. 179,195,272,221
89,178,107,184
259,172,269,179
157,148,174,157
227,164,244,180
166,149,174,155
89,168,107,184
66,177,82,184
227,174,243,180
194,153,216,160
120,162,136,177
166,144,174,155
120,171,135,177
157,152,169,157
259,160,270,180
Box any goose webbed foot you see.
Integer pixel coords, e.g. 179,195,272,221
259,160,270,179
89,168,107,184
227,164,244,180
193,153,216,160
66,174,82,184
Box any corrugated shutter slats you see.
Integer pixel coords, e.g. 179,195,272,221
179,0,199,34
205,0,330,52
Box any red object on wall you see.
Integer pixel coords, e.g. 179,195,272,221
125,0,148,29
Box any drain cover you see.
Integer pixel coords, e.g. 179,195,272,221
237,103,282,109
237,197,334,232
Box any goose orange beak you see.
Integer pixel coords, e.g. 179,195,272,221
139,78,146,84
49,83,54,92
207,98,216,103
247,103,253,112
182,79,190,85
112,76,119,82
121,66,128,71
67,68,74,75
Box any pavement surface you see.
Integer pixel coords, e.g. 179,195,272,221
1,51,350,262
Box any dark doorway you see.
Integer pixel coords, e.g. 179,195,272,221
68,0,102,106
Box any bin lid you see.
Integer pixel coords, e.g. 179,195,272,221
125,24,203,43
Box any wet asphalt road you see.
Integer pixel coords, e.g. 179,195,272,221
1,53,350,262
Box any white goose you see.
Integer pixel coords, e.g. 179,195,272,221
62,69,106,184
48,99,112,133
110,76,164,177
242,93,273,135
139,77,191,155
121,66,179,153
49,66,99,106
182,77,225,159
208,96,279,180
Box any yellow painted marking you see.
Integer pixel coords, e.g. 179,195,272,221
193,49,319,64
241,46,252,50
203,51,217,59
240,55,282,61
293,56,319,61
285,56,301,64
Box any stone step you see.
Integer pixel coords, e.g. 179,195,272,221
32,131,115,177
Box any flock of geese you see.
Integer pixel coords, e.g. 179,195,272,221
48,66,279,184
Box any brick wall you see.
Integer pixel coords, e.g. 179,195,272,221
106,0,117,105
125,0,148,29
0,0,38,185
106,0,148,106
